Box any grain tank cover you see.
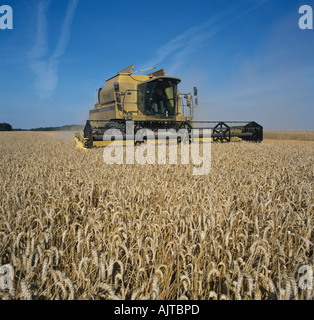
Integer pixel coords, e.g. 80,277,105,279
117,65,134,75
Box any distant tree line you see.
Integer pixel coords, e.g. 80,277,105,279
29,125,84,132
0,124,84,131
0,123,12,131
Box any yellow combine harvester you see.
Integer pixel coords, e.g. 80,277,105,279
75,65,263,148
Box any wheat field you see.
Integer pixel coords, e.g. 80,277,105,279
264,130,314,141
0,131,313,300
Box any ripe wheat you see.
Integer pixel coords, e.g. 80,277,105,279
0,131,313,300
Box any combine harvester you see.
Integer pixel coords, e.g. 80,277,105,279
75,65,263,148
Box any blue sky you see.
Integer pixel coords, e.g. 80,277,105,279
0,0,313,129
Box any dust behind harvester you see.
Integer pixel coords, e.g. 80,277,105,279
75,65,263,148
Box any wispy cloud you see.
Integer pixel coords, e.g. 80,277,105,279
195,12,314,129
139,16,222,73
141,1,268,74
28,0,79,100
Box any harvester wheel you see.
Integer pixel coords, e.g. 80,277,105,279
104,121,126,134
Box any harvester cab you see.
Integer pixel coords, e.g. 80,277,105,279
75,65,263,148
